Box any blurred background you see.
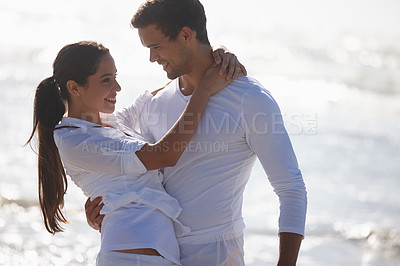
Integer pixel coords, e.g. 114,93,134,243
0,0,399,265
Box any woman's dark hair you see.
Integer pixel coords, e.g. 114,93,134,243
131,0,210,45
26,41,109,234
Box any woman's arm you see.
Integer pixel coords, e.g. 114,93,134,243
54,129,148,176
135,65,234,170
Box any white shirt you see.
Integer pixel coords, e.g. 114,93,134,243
54,104,186,265
135,77,307,244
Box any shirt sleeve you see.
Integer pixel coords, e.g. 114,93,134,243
138,96,156,144
115,90,153,133
241,86,307,236
55,129,148,175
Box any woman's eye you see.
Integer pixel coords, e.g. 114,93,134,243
102,78,110,83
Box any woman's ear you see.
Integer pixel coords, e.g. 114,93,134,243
66,80,80,97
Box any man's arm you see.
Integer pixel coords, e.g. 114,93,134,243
278,232,303,266
242,83,307,265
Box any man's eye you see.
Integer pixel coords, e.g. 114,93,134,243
103,78,110,83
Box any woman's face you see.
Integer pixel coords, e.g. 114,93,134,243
77,53,121,116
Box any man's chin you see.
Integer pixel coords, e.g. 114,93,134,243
166,72,179,80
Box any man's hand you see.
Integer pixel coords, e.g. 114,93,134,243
277,232,303,266
84,197,105,232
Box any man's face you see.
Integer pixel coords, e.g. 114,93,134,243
138,24,191,79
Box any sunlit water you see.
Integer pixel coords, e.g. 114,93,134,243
1,0,400,265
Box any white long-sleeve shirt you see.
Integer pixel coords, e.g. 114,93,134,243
132,76,307,244
53,106,185,265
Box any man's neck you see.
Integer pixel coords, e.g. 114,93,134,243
179,45,214,96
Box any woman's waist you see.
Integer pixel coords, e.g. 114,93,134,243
100,208,181,265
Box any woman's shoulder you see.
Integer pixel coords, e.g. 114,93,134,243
54,117,123,146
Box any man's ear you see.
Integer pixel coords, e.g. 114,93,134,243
180,26,195,43
66,80,81,97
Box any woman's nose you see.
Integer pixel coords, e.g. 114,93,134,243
114,80,121,91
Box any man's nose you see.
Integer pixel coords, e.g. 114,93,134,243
149,48,159,62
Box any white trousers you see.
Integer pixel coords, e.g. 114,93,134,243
179,233,244,266
96,251,179,266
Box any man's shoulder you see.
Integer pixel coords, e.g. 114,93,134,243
141,78,185,116
226,76,272,99
224,76,280,114
153,79,178,96
231,75,262,86
147,79,180,104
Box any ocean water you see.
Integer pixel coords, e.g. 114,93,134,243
1,0,399,265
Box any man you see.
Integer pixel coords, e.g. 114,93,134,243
87,0,307,265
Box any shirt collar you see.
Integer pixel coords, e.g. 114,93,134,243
57,117,103,129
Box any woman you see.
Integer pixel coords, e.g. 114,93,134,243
27,41,244,265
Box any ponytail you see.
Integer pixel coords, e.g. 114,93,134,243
27,76,68,234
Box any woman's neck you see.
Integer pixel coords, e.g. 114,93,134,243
67,109,102,126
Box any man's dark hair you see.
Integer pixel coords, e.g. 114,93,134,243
131,0,210,45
